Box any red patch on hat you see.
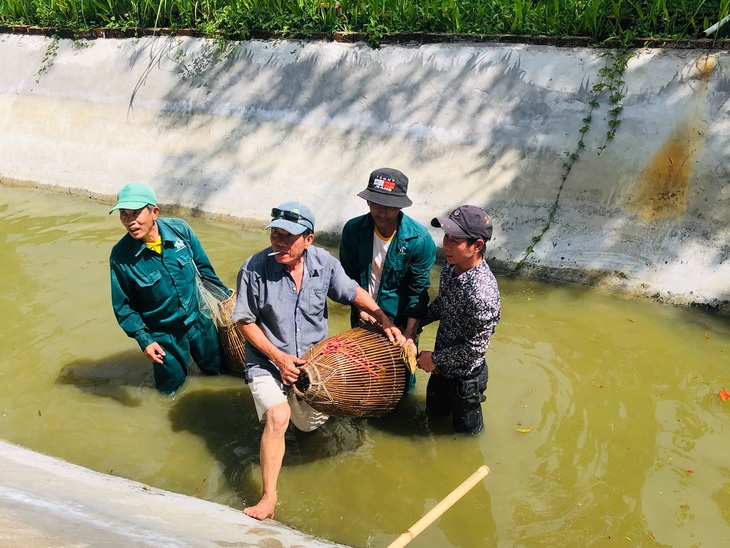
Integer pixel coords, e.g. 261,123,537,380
373,177,396,192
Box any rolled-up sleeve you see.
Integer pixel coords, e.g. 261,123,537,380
326,257,359,305
232,259,259,325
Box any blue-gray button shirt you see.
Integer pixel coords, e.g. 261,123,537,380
232,245,359,382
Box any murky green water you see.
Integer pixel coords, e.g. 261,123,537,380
1,184,728,547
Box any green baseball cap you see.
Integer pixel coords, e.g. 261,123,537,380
109,183,157,214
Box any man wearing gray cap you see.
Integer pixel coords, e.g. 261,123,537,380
233,201,405,520
416,205,501,434
109,182,231,394
340,168,436,390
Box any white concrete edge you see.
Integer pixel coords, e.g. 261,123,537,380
0,439,348,547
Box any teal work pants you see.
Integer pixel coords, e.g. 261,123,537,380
151,313,222,394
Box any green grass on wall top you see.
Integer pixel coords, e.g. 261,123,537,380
1,0,730,45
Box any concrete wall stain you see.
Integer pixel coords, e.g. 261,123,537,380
629,128,697,221
629,55,715,222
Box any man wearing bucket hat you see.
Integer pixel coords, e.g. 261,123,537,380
339,168,436,390
109,182,231,394
233,200,406,520
416,205,501,435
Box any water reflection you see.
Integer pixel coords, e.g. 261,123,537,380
1,184,729,547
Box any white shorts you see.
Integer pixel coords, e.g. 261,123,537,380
249,374,328,433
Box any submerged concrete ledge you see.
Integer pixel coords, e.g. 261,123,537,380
0,33,728,317
0,440,346,547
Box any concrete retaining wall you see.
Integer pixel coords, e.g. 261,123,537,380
1,33,728,313
0,440,344,547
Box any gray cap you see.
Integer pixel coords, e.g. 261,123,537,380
432,205,493,241
267,201,315,235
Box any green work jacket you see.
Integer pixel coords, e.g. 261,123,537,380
110,217,228,350
339,212,436,328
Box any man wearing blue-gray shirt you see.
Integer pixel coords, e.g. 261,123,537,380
232,201,405,521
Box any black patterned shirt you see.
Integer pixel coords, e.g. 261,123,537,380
423,259,501,378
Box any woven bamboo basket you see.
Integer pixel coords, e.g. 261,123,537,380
215,289,247,378
292,326,416,418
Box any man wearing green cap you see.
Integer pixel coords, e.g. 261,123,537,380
109,182,231,394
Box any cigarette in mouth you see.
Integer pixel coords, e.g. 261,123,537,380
268,251,281,256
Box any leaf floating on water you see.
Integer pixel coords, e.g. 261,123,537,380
686,469,694,475
719,387,730,401
517,427,533,433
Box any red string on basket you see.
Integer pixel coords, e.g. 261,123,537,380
308,337,381,378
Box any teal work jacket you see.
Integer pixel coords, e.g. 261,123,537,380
110,218,229,350
339,212,436,328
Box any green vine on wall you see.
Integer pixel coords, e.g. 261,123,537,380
595,49,632,154
128,36,239,114
515,45,633,272
35,34,60,82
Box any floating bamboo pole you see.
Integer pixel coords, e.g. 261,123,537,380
387,465,491,548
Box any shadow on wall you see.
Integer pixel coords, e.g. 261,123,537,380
130,38,568,220
36,36,728,309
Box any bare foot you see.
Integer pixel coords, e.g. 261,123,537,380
243,496,276,520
